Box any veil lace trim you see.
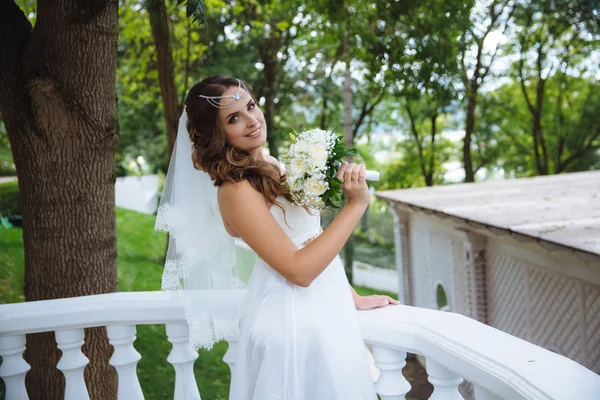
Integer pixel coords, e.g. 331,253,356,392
155,110,246,350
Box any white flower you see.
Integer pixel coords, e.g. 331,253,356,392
304,178,328,196
310,129,328,145
294,140,311,155
288,157,307,176
307,144,328,169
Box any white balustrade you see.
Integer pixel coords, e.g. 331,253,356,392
223,335,239,376
372,346,411,400
474,385,504,400
426,359,464,400
1,291,600,400
166,323,201,400
55,328,90,400
107,324,144,400
0,334,30,400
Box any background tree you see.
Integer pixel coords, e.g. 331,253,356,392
459,0,514,182
0,0,119,398
511,0,599,175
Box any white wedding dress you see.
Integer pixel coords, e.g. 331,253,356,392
229,196,377,400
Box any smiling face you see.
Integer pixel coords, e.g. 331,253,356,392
217,86,267,157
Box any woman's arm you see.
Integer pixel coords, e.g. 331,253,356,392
218,162,369,287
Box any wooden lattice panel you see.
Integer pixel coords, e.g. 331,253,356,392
486,251,528,340
528,266,581,364
584,284,600,372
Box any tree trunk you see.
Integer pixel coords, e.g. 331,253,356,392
149,0,180,158
463,84,477,183
0,1,118,399
260,39,281,159
343,25,354,283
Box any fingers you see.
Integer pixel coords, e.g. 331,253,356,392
351,164,360,183
359,164,366,182
344,163,356,186
338,162,366,185
336,161,348,181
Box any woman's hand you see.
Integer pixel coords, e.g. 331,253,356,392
354,294,400,310
337,161,370,209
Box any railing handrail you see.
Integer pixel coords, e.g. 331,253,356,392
358,305,600,400
2,291,599,400
0,291,244,335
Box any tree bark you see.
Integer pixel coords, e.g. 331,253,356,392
342,24,354,283
259,38,282,159
463,84,477,182
149,0,180,158
0,1,118,399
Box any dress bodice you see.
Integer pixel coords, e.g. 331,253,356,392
269,196,322,247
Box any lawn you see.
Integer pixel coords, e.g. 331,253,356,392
0,208,396,399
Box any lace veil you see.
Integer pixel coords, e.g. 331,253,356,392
155,109,246,350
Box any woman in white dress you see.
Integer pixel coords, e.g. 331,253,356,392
159,75,399,400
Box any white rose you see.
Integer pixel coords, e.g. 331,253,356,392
311,129,328,146
304,178,328,197
308,144,328,169
294,140,311,155
289,157,307,177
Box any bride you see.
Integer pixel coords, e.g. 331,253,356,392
157,75,398,400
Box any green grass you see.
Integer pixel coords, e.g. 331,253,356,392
0,208,395,398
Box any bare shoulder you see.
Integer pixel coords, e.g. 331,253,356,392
218,181,268,215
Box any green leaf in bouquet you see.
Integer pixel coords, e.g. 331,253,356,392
289,133,297,144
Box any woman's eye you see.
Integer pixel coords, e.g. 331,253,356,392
248,102,255,111
229,116,238,124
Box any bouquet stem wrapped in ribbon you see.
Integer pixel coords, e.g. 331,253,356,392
282,129,379,210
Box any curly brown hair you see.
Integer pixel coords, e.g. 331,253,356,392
185,75,293,207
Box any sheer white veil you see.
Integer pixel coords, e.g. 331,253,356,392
155,108,246,350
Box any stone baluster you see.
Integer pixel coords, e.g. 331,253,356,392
426,359,464,400
372,345,411,400
390,204,412,305
55,329,90,400
165,323,201,400
107,324,144,400
223,335,239,378
0,334,30,400
474,385,503,400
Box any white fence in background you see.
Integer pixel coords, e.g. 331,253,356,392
352,261,398,293
115,175,159,215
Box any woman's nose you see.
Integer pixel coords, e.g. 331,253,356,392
246,116,259,127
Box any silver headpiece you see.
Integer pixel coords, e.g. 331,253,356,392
198,79,251,108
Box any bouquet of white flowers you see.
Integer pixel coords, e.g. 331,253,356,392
283,129,378,210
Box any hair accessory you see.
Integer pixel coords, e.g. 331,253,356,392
198,79,251,108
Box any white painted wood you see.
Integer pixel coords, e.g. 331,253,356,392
390,205,411,305
474,385,504,400
376,170,600,256
107,324,144,400
55,329,90,400
426,359,464,399
165,323,201,400
371,345,410,400
0,334,30,400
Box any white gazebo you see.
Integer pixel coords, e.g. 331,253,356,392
376,170,600,375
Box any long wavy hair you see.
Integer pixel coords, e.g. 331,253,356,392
185,75,293,207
